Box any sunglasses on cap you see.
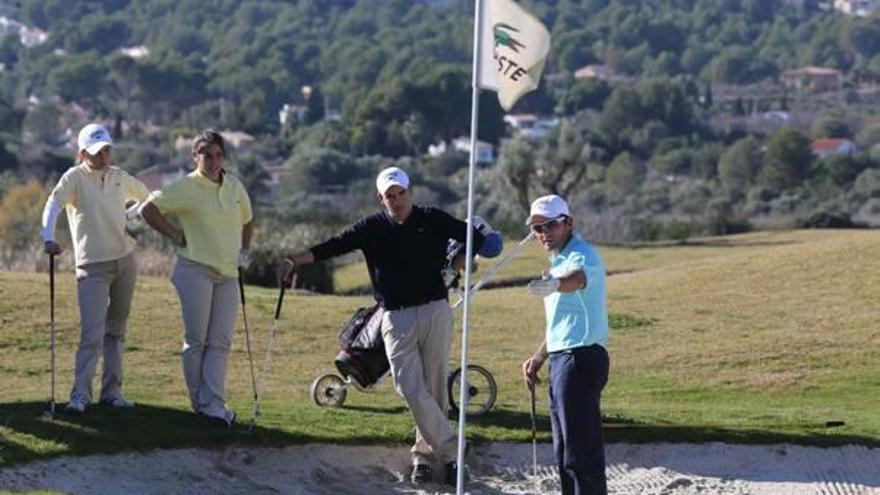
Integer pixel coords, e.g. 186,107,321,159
530,216,566,234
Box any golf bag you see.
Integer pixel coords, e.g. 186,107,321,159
334,304,388,388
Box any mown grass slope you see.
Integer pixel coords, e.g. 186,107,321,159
1,229,877,467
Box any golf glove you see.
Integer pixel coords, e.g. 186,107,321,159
238,249,251,269
472,215,492,235
527,276,559,298
441,267,458,288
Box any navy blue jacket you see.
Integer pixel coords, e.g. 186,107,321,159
311,206,485,310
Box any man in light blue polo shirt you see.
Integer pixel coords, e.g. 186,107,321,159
521,194,609,495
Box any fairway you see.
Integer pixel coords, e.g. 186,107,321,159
1,229,878,473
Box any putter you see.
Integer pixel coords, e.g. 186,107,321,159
48,253,56,417
529,384,538,484
238,269,259,429
248,275,293,431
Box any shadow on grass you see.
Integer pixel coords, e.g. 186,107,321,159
464,408,880,448
340,404,408,414
0,401,314,468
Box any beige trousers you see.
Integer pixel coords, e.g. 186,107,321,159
171,257,239,419
71,252,137,403
382,299,456,465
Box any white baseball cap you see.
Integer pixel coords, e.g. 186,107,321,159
77,124,113,155
376,167,409,194
526,194,570,225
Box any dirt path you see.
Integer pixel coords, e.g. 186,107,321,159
1,442,879,494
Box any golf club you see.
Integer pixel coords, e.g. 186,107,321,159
238,268,259,428
48,253,56,417
452,231,536,308
248,275,294,431
529,384,538,487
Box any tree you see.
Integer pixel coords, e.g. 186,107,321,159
491,136,539,214
606,151,644,196
304,85,325,125
284,147,360,192
718,137,762,196
46,53,107,105
0,179,45,268
810,112,851,139
759,127,812,190
557,79,611,114
21,104,64,147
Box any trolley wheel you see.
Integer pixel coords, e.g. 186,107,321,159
311,372,347,407
448,364,497,417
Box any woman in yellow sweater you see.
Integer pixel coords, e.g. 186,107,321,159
41,123,150,414
141,129,253,427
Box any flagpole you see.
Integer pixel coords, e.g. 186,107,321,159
456,0,484,493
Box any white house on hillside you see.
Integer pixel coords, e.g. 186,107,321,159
136,165,189,191
503,114,559,139
833,0,880,15
428,138,494,164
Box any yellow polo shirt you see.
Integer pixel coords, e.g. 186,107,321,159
150,170,252,278
49,164,150,266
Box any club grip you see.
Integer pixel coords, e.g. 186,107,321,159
274,286,285,319
238,268,246,306
275,274,294,319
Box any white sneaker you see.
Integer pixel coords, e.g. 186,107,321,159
65,396,89,414
198,408,236,428
102,396,135,409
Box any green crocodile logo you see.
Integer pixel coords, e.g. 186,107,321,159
494,23,526,53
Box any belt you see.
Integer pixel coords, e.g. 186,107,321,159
382,296,447,311
551,344,604,355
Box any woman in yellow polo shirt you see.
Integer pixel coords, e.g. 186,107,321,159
141,129,253,427
41,123,150,414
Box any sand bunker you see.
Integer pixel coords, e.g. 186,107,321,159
1,442,879,494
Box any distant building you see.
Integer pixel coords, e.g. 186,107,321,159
19,27,48,48
136,165,189,191
504,113,538,130
427,141,448,157
428,138,494,163
262,164,289,199
0,16,22,36
833,0,880,15
810,138,857,157
503,114,559,139
279,103,307,126
574,64,615,81
452,137,493,163
118,45,150,59
220,130,255,148
781,66,843,92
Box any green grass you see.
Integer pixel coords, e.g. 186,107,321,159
1,229,879,468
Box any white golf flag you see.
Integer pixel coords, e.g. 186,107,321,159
477,0,551,111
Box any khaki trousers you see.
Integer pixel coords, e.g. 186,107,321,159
171,257,239,419
382,299,456,465
71,252,137,403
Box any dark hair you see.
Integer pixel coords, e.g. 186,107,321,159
191,129,225,156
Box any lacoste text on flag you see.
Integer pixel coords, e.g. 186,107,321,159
477,0,551,111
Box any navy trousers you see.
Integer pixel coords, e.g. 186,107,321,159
548,344,609,495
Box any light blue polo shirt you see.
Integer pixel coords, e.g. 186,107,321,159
543,234,609,352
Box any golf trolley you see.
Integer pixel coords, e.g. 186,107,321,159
309,231,535,417
309,303,499,417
